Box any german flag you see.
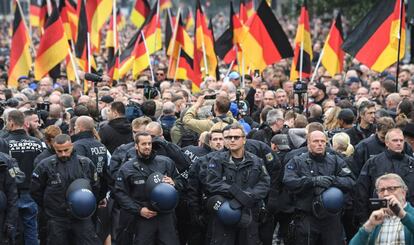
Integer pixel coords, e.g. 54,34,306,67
215,2,236,64
176,49,194,81
159,0,172,11
241,0,293,71
75,0,89,71
167,15,194,79
193,0,217,91
342,0,405,72
290,2,312,81
59,0,77,41
165,9,176,51
30,0,41,27
38,0,48,29
131,0,150,28
86,0,113,52
34,4,69,80
185,9,194,31
119,31,141,77
239,0,248,24
105,10,120,49
9,2,32,88
108,50,120,81
246,0,255,17
321,13,344,76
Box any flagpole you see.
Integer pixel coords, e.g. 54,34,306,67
310,47,324,83
395,0,404,92
173,46,182,83
200,23,209,76
299,33,304,81
16,0,37,58
226,60,235,77
87,32,91,73
67,47,81,92
167,7,181,78
154,0,160,54
141,31,155,83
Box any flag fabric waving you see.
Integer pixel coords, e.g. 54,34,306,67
321,13,344,76
34,4,69,80
9,3,32,88
131,0,150,28
290,2,313,81
342,0,406,72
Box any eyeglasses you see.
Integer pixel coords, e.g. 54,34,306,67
224,135,244,141
376,186,402,194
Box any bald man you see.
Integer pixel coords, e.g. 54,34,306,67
72,116,109,203
283,131,354,245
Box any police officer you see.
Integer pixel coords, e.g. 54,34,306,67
0,152,18,244
114,132,179,245
31,134,100,245
73,116,109,201
182,132,212,163
352,117,413,176
355,128,414,223
4,109,45,245
202,123,270,245
283,130,354,245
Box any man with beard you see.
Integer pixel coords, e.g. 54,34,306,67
114,132,179,245
4,109,45,245
31,134,100,245
24,109,43,140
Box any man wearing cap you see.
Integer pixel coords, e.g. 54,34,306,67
31,134,100,245
228,71,241,88
271,134,291,163
283,130,354,245
114,132,179,245
403,123,414,150
308,82,328,107
98,95,114,111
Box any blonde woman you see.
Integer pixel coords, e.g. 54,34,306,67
332,132,354,157
324,106,342,132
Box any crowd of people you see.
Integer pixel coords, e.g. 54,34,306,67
0,3,413,245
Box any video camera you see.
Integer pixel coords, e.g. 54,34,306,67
293,80,307,94
136,80,159,99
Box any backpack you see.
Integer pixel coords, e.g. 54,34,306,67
176,121,199,147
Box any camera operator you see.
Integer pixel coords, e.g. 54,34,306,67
350,173,414,245
308,82,328,107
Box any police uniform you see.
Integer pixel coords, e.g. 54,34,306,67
355,149,414,223
202,151,270,245
283,152,354,245
30,154,100,245
73,131,109,200
114,153,180,245
0,153,18,243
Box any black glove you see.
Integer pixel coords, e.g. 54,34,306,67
4,224,16,244
312,176,334,188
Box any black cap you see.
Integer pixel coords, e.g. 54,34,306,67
403,123,414,138
99,95,114,104
271,134,291,150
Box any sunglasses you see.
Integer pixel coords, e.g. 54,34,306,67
224,135,244,140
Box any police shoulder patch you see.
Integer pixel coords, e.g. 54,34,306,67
266,153,274,162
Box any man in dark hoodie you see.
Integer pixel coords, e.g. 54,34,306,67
98,101,133,154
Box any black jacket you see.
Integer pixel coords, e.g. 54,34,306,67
202,151,270,207
108,142,135,191
114,153,178,215
283,152,355,213
182,144,211,163
73,131,109,200
34,148,55,167
251,124,274,146
345,124,375,147
0,138,9,154
352,134,413,176
4,129,45,191
31,154,99,219
0,153,18,232
98,117,133,154
355,150,414,223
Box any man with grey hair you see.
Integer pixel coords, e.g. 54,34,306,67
60,94,75,117
350,173,414,244
252,109,285,146
160,102,177,142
